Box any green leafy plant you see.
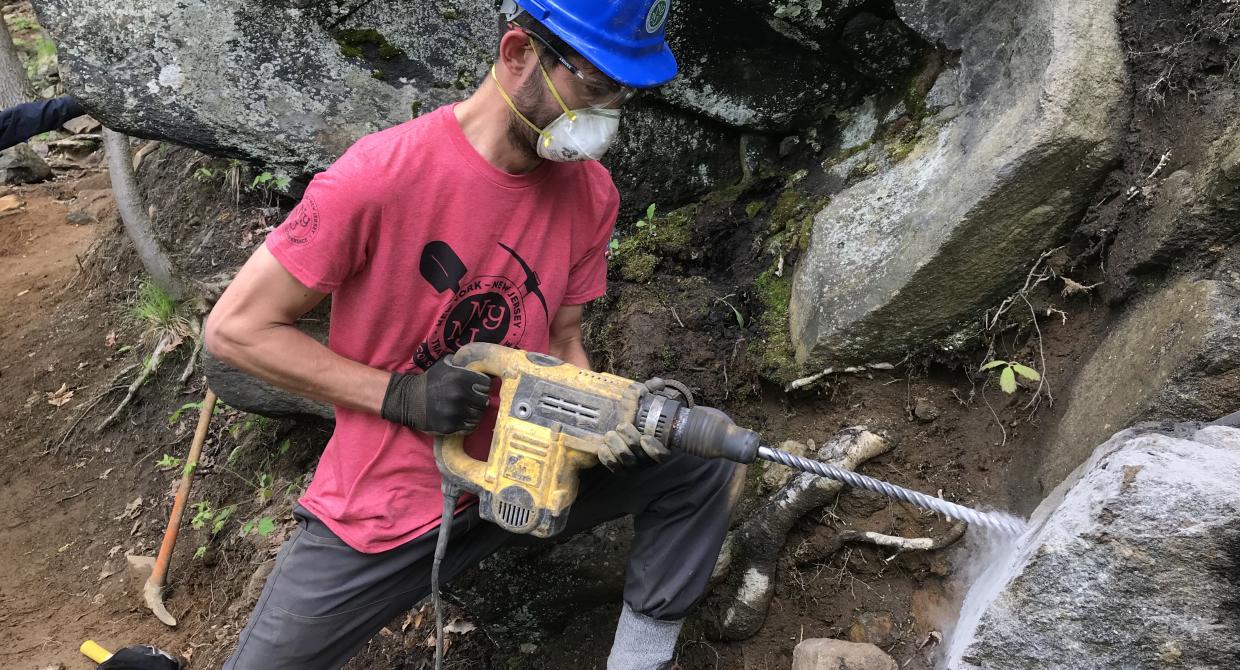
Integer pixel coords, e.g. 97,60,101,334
251,170,291,193
715,295,745,329
634,203,657,229
167,400,203,424
241,516,278,538
193,167,216,182
190,501,235,536
228,413,268,438
980,360,1041,394
155,454,182,470
257,472,275,503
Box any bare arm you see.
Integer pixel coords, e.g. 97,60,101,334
204,245,389,413
548,304,591,370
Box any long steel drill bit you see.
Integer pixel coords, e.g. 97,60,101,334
757,445,1027,536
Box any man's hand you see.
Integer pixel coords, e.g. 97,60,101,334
380,356,491,434
599,423,672,471
598,377,672,471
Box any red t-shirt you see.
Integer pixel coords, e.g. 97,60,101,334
265,104,619,553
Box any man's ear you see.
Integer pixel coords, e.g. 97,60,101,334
497,28,534,79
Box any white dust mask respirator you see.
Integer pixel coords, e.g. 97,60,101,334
490,41,623,162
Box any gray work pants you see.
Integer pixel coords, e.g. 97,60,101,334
223,452,741,669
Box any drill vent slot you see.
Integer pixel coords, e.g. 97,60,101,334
496,499,533,529
538,395,601,428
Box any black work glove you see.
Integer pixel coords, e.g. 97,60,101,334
598,378,672,471
380,355,491,434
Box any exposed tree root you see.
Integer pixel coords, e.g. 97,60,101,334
97,332,172,432
704,428,889,640
51,362,139,453
794,520,968,566
179,318,204,386
103,128,185,300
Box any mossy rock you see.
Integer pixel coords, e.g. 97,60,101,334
748,268,799,384
618,252,659,283
609,203,701,282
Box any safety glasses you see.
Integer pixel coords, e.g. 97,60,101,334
518,27,637,109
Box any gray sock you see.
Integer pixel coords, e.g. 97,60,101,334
606,603,683,670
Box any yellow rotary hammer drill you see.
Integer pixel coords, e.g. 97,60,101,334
431,341,758,537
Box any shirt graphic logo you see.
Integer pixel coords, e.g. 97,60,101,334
284,195,320,246
412,240,547,371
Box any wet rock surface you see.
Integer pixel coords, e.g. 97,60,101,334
952,424,1240,670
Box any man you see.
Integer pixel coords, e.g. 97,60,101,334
205,1,740,668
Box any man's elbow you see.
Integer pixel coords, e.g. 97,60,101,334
204,308,245,368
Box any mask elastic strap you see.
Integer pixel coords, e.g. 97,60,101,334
491,64,554,148
527,34,578,123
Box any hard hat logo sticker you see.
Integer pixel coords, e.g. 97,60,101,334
645,0,670,33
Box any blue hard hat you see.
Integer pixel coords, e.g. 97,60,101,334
503,0,678,88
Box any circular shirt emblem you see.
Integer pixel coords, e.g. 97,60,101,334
413,275,527,371
645,0,669,33
284,195,320,246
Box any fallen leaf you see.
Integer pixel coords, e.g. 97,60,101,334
162,333,185,353
444,618,477,635
99,467,115,480
114,496,143,521
0,195,23,212
46,384,74,407
58,542,74,553
108,544,124,557
97,565,120,582
104,330,117,348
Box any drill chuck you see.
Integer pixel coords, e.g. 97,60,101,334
672,406,760,463
635,394,760,463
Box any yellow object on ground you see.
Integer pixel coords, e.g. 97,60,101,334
80,639,113,663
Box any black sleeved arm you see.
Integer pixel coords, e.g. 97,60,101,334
0,96,87,151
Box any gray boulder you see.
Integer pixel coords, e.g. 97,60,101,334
789,0,1128,366
1043,277,1240,488
0,144,53,184
204,350,334,421
32,0,919,209
946,424,1240,670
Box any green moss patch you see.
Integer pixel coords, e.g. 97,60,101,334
336,28,405,61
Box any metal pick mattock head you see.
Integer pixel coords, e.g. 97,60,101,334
756,446,1027,536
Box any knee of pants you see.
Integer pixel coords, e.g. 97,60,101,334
673,453,743,507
